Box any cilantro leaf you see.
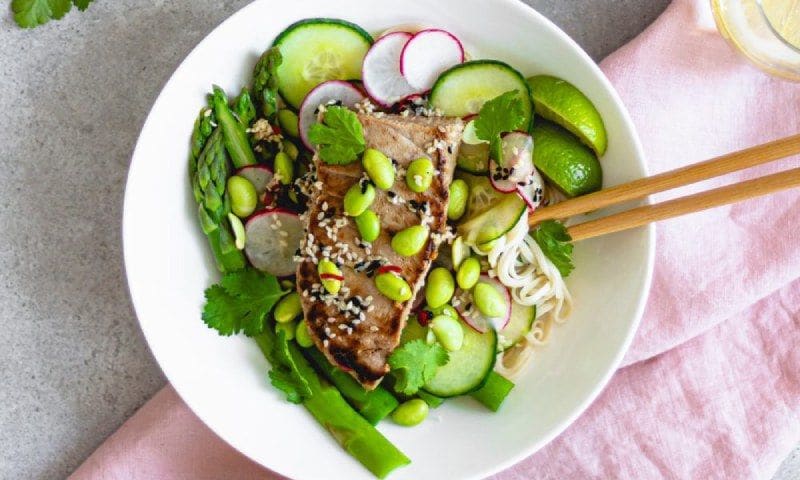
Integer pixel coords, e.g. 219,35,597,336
73,0,92,10
202,269,286,336
12,0,92,28
252,47,282,119
307,106,365,165
269,369,306,404
267,330,312,404
388,340,449,395
531,220,574,277
473,90,527,163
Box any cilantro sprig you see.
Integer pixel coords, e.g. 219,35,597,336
202,268,286,336
12,0,93,29
308,106,365,165
473,90,527,163
388,340,449,395
532,220,574,277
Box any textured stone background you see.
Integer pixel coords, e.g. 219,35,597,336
1,1,797,479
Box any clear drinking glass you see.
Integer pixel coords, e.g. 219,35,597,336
711,0,800,80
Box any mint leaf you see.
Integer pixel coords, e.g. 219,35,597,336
473,90,527,163
202,269,286,336
308,106,365,165
388,340,448,395
531,220,574,277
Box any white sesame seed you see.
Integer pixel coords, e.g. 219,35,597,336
323,340,329,348
370,326,379,332
330,333,337,339
338,324,347,330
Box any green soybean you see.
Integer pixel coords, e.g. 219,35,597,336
473,281,507,318
295,320,314,348
447,179,469,220
318,259,343,294
277,109,300,138
227,213,246,250
431,304,459,319
392,399,429,426
456,256,481,290
425,267,455,309
362,148,395,190
282,140,299,160
355,210,381,243
275,320,296,340
451,235,470,270
274,292,302,324
227,175,257,217
405,157,434,193
375,273,412,302
274,151,294,185
430,314,464,351
344,182,376,217
391,225,429,256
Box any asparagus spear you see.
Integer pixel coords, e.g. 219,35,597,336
192,129,246,273
306,347,399,425
254,330,411,479
211,85,256,168
233,88,256,127
470,372,515,412
252,47,282,120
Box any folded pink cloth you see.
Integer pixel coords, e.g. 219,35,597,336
71,0,800,478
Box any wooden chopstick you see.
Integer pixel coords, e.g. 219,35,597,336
529,133,800,225
566,167,800,241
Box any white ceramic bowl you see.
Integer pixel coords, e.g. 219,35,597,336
123,1,654,479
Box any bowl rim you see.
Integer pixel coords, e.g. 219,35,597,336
122,0,654,478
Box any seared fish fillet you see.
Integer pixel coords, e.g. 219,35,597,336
296,113,464,389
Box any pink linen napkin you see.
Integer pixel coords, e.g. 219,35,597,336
72,0,800,478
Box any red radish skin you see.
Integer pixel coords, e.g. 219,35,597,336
362,32,420,107
489,160,519,194
400,29,465,91
377,265,403,275
516,186,538,212
455,276,512,333
298,80,365,151
320,272,345,281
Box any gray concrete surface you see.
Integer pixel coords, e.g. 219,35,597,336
0,1,797,479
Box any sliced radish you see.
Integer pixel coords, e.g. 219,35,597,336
488,132,536,193
298,80,365,151
516,168,545,212
244,208,303,277
400,29,464,91
362,32,419,107
454,276,511,333
235,165,273,196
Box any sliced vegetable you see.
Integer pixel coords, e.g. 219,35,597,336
456,120,491,174
499,303,536,350
400,29,464,91
454,275,511,333
457,188,526,246
422,319,497,397
273,18,372,108
235,165,274,197
244,208,304,277
298,80,365,150
362,31,418,107
470,372,514,411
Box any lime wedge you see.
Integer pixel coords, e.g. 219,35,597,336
532,121,602,197
527,75,608,156
760,0,800,50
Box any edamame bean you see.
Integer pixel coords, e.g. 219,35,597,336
391,225,429,256
431,304,459,319
227,213,246,250
274,151,294,185
277,109,300,138
318,259,343,294
282,140,299,161
280,279,295,290
362,148,395,190
447,179,469,220
473,281,507,318
275,320,296,340
405,157,434,193
295,320,314,348
392,399,429,426
425,267,455,309
343,181,376,217
274,292,302,324
456,256,481,290
375,272,412,302
451,235,469,270
227,175,257,217
430,314,464,351
354,210,380,243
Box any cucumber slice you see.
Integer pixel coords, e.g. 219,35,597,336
499,303,535,350
457,187,526,245
423,323,497,397
429,60,532,127
273,18,373,108
456,171,505,219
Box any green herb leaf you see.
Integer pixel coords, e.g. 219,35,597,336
388,340,448,395
11,0,92,28
268,369,306,404
73,0,92,10
307,106,365,165
202,269,286,336
531,220,574,277
252,47,282,119
473,90,527,163
267,330,312,403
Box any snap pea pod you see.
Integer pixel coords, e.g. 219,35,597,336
254,330,410,479
211,85,256,168
192,129,246,273
470,372,515,412
306,348,399,425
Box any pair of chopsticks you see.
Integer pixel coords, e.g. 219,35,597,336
528,134,800,242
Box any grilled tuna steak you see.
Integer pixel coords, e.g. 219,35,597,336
296,112,464,389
